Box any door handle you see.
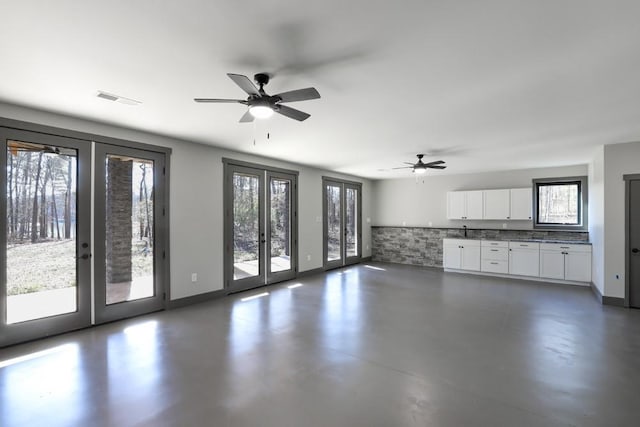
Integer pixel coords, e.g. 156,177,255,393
78,253,91,260
632,248,639,254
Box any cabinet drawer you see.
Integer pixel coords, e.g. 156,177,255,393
540,243,592,253
509,241,540,250
481,259,509,274
481,240,509,248
482,247,508,261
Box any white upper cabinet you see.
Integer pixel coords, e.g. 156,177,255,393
466,191,484,219
483,189,510,219
447,191,484,220
447,187,533,221
510,188,533,220
446,191,467,219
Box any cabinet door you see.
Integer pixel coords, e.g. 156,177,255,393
447,192,466,219
443,244,462,269
565,251,591,282
540,250,565,279
483,189,510,220
465,191,484,219
509,249,540,277
461,245,481,271
510,188,533,220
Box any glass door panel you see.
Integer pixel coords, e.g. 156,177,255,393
104,155,155,305
94,144,165,324
324,182,343,268
266,172,297,284
226,165,265,293
269,178,291,273
233,173,262,280
345,186,359,259
1,129,91,347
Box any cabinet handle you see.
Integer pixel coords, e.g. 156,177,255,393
490,249,498,252
490,262,498,265
507,216,510,219
520,244,528,247
560,246,570,249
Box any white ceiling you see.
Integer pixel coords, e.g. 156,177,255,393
1,1,639,179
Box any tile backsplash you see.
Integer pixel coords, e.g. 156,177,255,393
371,226,589,267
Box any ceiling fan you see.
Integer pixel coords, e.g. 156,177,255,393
393,154,447,174
194,73,320,122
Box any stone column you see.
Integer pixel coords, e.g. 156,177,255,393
106,158,133,284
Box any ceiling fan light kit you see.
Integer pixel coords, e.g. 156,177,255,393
195,72,320,122
249,104,274,119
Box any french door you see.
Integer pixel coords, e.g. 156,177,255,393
323,178,362,270
0,125,168,347
0,128,91,347
224,161,298,294
93,144,166,324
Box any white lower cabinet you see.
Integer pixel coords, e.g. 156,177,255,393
443,239,480,271
444,238,591,284
540,250,565,279
540,243,592,282
508,242,540,277
481,240,509,273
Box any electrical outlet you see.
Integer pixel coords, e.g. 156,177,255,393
191,273,197,283
366,217,371,223
366,245,370,250
402,221,406,226
502,223,507,229
428,221,433,227
306,255,311,261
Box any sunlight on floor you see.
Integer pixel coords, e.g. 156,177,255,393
0,343,77,368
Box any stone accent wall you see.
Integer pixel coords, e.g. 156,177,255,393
372,227,589,267
106,158,133,284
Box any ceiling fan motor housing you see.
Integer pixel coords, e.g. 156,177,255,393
254,73,270,87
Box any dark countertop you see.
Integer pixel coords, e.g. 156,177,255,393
445,237,591,245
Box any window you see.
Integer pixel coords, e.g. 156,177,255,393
533,176,587,230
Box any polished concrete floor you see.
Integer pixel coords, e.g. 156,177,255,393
1,263,640,426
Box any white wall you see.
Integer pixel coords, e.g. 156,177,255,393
373,165,588,229
602,141,640,298
588,146,605,295
0,102,372,300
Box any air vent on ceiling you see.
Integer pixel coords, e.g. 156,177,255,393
96,91,141,106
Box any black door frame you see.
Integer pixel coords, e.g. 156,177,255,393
624,174,640,307
0,128,92,347
223,158,298,294
322,177,362,270
93,143,167,324
0,117,171,347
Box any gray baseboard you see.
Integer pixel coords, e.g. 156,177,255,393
603,296,626,307
297,267,324,278
167,289,226,309
361,256,372,262
590,282,604,303
590,282,626,307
